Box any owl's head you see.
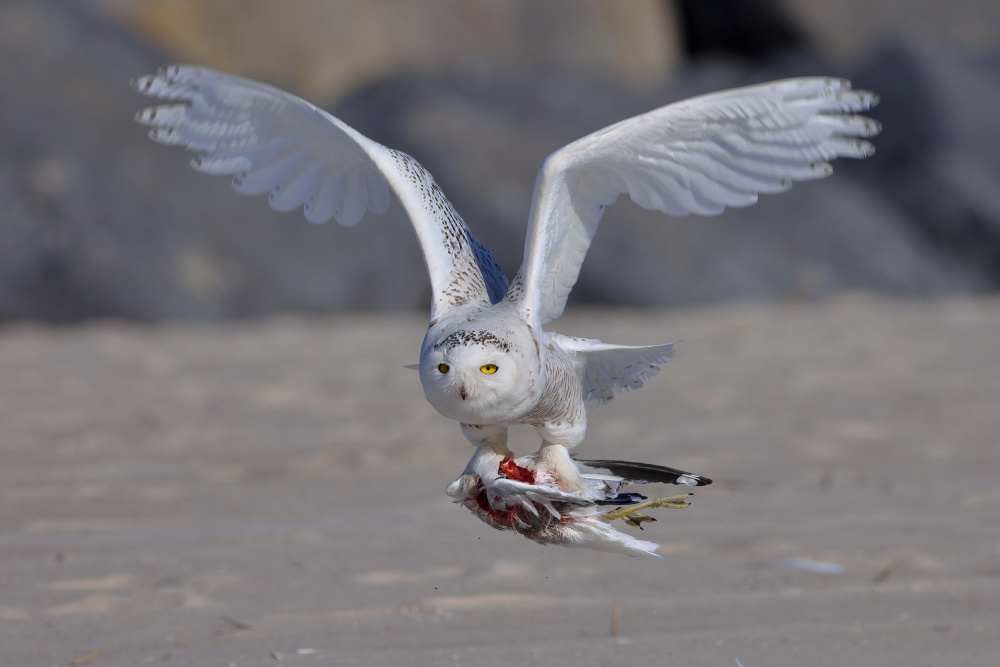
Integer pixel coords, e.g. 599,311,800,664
419,326,537,424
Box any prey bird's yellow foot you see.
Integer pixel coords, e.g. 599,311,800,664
600,494,693,528
622,513,655,529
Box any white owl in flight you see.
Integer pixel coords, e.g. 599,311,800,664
134,66,878,556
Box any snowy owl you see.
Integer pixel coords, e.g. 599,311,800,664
133,66,878,556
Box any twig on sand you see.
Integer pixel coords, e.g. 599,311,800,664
220,614,253,631
610,598,623,636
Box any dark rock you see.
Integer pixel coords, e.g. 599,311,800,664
0,0,428,323
851,43,1000,288
674,0,808,59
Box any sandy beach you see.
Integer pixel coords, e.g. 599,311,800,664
1,296,998,666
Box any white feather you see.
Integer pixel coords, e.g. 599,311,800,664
514,77,880,326
551,333,678,407
132,65,507,319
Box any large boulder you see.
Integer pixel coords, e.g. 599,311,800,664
0,0,428,322
852,43,1000,288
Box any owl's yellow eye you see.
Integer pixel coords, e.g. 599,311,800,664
480,364,498,375
438,363,450,374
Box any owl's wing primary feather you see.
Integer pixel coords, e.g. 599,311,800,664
132,65,507,320
511,77,880,327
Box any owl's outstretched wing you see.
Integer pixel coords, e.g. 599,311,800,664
132,65,507,320
550,332,678,407
511,77,880,327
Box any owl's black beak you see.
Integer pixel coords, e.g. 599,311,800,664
459,385,467,401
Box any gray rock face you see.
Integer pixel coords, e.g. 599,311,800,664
0,0,428,323
851,44,1000,288
0,1,991,323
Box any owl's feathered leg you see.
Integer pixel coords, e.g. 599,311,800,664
536,443,586,493
532,415,588,493
460,423,510,456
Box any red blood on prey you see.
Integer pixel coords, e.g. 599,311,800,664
498,456,535,484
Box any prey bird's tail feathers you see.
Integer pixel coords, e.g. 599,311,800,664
575,459,712,487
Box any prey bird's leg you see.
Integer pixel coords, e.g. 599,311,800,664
600,494,693,528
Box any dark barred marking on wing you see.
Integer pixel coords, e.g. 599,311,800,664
389,151,507,308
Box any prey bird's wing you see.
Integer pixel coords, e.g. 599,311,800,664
132,65,507,321
575,459,712,487
491,478,593,506
511,77,879,327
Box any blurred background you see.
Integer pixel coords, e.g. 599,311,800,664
2,0,998,323
3,3,1000,665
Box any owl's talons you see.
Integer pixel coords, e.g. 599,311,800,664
600,494,692,528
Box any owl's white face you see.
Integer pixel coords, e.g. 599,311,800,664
419,327,538,425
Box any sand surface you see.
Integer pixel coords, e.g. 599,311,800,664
1,297,998,666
